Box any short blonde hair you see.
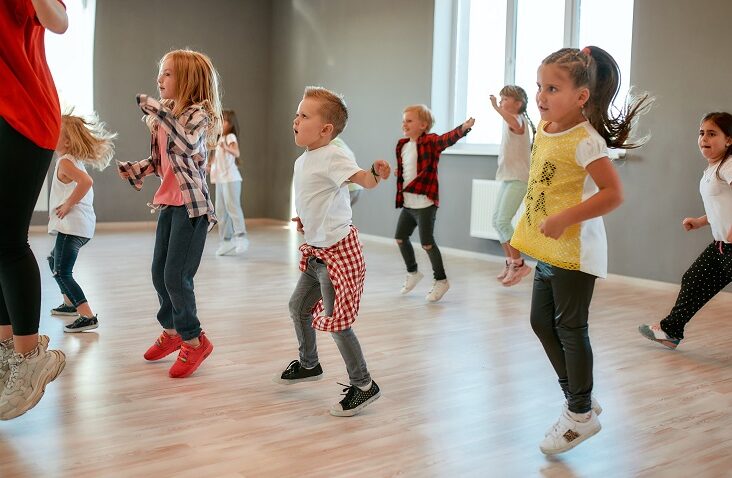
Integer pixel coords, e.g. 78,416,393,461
403,104,435,132
303,86,348,138
156,49,223,149
60,112,116,171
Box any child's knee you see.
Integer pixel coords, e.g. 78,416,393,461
422,244,433,250
395,239,403,245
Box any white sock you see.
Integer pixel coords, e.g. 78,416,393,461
302,363,318,370
357,381,372,392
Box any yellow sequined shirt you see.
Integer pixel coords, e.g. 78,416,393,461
511,120,609,278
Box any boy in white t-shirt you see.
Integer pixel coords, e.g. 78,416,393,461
275,86,390,417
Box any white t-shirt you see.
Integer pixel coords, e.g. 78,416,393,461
48,154,96,239
294,143,361,248
496,115,530,182
401,140,434,209
700,159,732,242
210,133,242,183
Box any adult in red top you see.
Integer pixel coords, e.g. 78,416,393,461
0,0,67,419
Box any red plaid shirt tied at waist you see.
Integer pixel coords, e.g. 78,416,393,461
395,125,470,208
299,227,365,332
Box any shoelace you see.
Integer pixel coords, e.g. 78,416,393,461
177,343,193,363
337,382,357,402
4,358,22,390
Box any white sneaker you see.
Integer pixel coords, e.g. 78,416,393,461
400,271,424,294
502,261,532,287
540,410,601,455
0,336,50,390
546,396,603,435
426,279,450,302
234,234,250,254
0,345,66,420
215,241,237,256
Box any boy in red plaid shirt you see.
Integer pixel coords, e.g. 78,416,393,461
275,87,390,417
395,104,474,301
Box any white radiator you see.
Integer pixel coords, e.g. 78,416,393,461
470,179,522,240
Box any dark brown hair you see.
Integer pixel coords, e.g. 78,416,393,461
702,112,732,180
542,46,653,149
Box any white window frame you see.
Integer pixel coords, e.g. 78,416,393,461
432,0,626,158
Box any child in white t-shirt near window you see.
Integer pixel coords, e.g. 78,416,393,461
211,109,248,256
275,86,390,417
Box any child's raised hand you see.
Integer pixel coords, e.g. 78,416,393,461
489,95,499,109
462,117,475,132
373,160,391,180
291,216,304,234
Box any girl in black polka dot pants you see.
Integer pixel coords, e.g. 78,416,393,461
639,112,732,349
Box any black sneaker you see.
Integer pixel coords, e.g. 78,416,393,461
64,315,99,333
274,360,323,384
51,303,78,316
330,381,381,417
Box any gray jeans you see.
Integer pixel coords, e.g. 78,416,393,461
289,256,371,387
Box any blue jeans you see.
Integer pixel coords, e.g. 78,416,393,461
151,206,208,341
289,257,371,388
47,233,90,307
215,181,246,241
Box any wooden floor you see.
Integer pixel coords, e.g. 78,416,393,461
1,220,731,478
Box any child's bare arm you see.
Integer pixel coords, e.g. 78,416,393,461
32,0,68,33
489,95,523,132
55,158,93,219
539,157,623,239
349,160,391,189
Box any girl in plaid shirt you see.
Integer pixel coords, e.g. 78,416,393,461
118,49,222,379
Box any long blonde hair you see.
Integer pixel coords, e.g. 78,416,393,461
151,49,223,149
60,112,116,171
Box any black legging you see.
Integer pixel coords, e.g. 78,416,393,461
0,117,54,336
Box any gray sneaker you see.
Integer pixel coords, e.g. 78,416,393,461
0,345,65,420
0,336,50,389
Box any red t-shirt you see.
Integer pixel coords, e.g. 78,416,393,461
0,0,65,150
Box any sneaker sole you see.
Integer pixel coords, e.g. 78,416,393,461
638,326,679,349
169,343,214,378
63,323,99,333
502,266,532,287
272,373,323,385
540,422,602,455
216,245,237,256
329,390,381,417
0,350,66,420
50,311,79,317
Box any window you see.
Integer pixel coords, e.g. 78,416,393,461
36,0,96,212
432,0,635,154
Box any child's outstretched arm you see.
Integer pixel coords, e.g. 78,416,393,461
117,157,155,191
682,215,709,231
489,95,524,133
539,157,623,239
433,117,475,151
137,95,207,154
54,157,93,219
349,160,391,189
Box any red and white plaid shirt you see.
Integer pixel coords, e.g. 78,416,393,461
299,227,365,332
395,125,470,208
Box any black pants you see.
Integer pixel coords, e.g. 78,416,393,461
530,261,596,414
0,117,54,336
660,241,732,340
394,205,446,280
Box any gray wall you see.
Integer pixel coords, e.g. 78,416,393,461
91,0,272,222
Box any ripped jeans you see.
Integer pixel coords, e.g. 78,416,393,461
47,232,90,307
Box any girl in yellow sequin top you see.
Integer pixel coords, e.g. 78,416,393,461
510,46,652,456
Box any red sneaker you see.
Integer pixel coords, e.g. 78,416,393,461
143,331,183,361
168,332,213,378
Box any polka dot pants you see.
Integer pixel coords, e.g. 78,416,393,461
660,241,732,340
